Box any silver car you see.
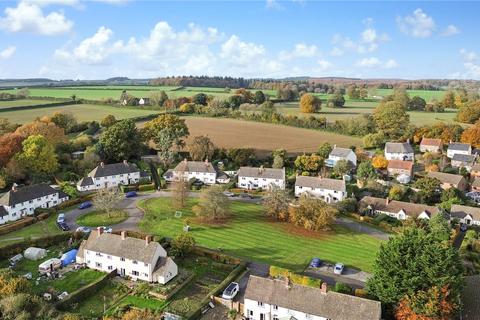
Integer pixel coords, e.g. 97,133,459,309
222,282,239,300
334,263,344,275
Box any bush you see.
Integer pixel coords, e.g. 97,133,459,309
355,288,368,298
120,185,138,193
138,183,155,192
334,282,353,294
269,265,321,288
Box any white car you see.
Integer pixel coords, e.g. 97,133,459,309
100,226,113,233
75,226,91,234
223,191,235,197
334,263,344,275
222,282,239,300
57,213,65,224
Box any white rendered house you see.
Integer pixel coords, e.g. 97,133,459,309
0,184,69,225
171,159,218,185
244,276,381,320
384,142,414,161
359,196,439,221
294,176,347,203
77,161,144,192
237,167,285,190
325,147,357,168
447,143,472,159
76,230,178,284
450,204,480,226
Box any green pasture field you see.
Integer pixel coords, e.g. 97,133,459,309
138,198,381,272
0,103,157,123
375,88,445,101
0,99,58,108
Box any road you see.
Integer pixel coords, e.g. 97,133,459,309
336,216,391,241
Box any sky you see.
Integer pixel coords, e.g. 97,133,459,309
0,0,479,80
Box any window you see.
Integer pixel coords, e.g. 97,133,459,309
133,260,138,264
96,252,103,257
107,255,112,260
108,266,113,270
144,263,148,267
248,310,253,316
95,262,102,268
132,271,139,276
120,257,125,261
273,305,278,311
273,316,279,320
257,302,263,307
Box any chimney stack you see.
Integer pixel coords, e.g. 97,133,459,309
123,159,128,165
320,282,328,294
11,184,17,192
285,275,291,289
97,227,103,237
145,235,152,246
100,162,104,167
121,230,126,240
386,197,390,205
406,138,410,144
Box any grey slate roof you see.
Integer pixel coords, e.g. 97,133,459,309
88,162,140,178
153,257,176,277
451,204,480,221
359,196,439,219
0,184,63,207
238,166,285,180
244,276,381,320
448,142,471,151
461,275,480,320
174,160,216,174
385,142,414,154
82,232,162,264
427,171,465,186
329,147,353,158
78,177,94,187
0,206,8,218
452,153,477,164
295,176,346,192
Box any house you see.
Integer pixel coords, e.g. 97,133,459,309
244,275,381,320
419,138,443,153
77,161,145,192
170,159,228,185
447,142,471,159
325,146,357,168
0,184,68,225
384,142,414,161
294,176,347,203
76,229,178,284
472,178,480,192
427,171,468,191
237,166,285,190
451,154,477,171
460,275,480,320
450,204,480,226
359,196,439,220
471,163,480,178
138,98,150,105
387,160,413,178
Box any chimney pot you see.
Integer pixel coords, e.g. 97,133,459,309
320,282,328,294
386,197,390,205
123,159,128,165
121,231,126,240
97,227,103,237
100,162,104,167
145,235,152,246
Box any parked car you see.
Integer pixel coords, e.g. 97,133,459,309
38,258,62,274
99,226,113,233
78,201,92,210
460,224,468,232
310,258,322,268
222,282,239,300
223,191,235,197
75,226,91,234
56,213,65,223
125,191,137,198
334,263,344,275
57,292,69,300
57,222,70,231
240,193,253,199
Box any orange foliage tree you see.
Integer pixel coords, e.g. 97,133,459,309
372,155,389,169
460,120,480,148
0,133,24,167
15,120,66,145
395,286,456,320
300,93,321,113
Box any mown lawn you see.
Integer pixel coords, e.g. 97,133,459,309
139,198,381,272
76,210,128,227
0,213,62,247
33,268,104,295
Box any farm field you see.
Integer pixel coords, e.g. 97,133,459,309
0,99,57,108
375,88,445,101
138,198,381,272
0,103,157,123
180,116,363,154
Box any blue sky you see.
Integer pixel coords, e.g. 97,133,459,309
0,0,479,80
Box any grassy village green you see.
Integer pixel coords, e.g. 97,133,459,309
138,198,381,272
76,210,129,227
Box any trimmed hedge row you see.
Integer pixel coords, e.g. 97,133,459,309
56,270,116,311
0,233,73,259
138,183,155,192
192,246,242,265
0,100,78,112
0,211,50,236
269,265,321,288
56,193,95,210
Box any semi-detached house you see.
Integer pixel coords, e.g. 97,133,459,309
384,142,414,161
170,159,221,185
294,176,347,203
77,161,145,192
76,229,178,284
0,184,69,224
359,196,439,221
237,166,285,190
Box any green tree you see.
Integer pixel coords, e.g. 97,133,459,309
193,185,230,221
226,94,244,109
328,91,345,108
263,185,291,221
16,135,58,177
149,90,168,107
0,118,18,135
188,135,215,161
413,176,441,204
272,148,287,169
408,96,427,111
96,119,143,162
428,213,451,242
49,112,77,131
100,114,117,128
253,90,266,104
357,161,377,182
294,154,322,174
171,233,196,257
373,101,410,139
346,85,360,99
333,159,350,177
299,93,321,113
192,93,208,105
317,142,332,159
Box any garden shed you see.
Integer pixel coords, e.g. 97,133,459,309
60,249,78,267
24,247,47,260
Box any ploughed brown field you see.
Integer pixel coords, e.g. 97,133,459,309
180,117,362,155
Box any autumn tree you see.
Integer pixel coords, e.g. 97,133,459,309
372,155,388,169
442,90,456,109
193,185,230,221
172,177,188,210
15,121,66,145
16,135,58,178
456,101,480,123
0,269,31,296
460,120,480,148
395,286,456,320
388,185,407,201
333,159,351,177
49,112,77,132
272,149,287,169
93,188,121,218
149,90,168,107
288,194,338,231
263,185,291,221
188,135,215,161
96,119,143,162
100,114,117,127
373,101,410,139
294,153,322,174
300,93,321,113
0,118,19,135
0,133,24,167
171,233,196,257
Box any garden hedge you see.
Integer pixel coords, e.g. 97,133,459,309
0,211,50,236
269,265,321,288
0,233,73,260
0,100,78,112
138,183,155,192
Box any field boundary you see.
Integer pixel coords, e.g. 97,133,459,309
0,100,78,112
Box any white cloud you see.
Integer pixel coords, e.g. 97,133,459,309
279,43,318,60
266,0,283,10
464,62,480,78
397,8,436,38
460,48,477,62
441,25,460,37
316,59,333,71
0,1,73,35
330,47,344,56
220,35,266,66
457,49,480,79
0,46,16,59
356,57,398,69
331,21,389,54
23,0,80,7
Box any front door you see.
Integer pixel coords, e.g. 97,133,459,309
120,268,125,276
260,314,265,320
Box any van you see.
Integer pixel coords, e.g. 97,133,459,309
38,258,62,274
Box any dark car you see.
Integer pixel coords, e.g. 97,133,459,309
78,201,92,210
310,258,322,268
460,224,468,232
125,191,137,198
57,222,70,231
240,193,253,199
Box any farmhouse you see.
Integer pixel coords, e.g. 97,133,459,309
294,176,347,203
244,275,381,320
387,160,413,178
77,161,145,192
325,146,357,168
451,154,477,171
0,184,68,225
447,142,471,159
169,159,224,185
384,142,414,161
450,204,480,226
359,196,439,220
77,229,177,284
427,171,468,191
237,166,285,190
420,138,443,153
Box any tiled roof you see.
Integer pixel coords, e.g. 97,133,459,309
420,138,442,147
244,276,381,320
0,184,63,207
238,166,285,180
78,177,94,187
359,196,439,219
329,147,354,158
295,176,346,192
451,204,480,221
89,162,140,178
452,154,477,164
448,142,471,151
387,160,413,171
173,160,216,174
385,142,414,154
427,171,465,186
